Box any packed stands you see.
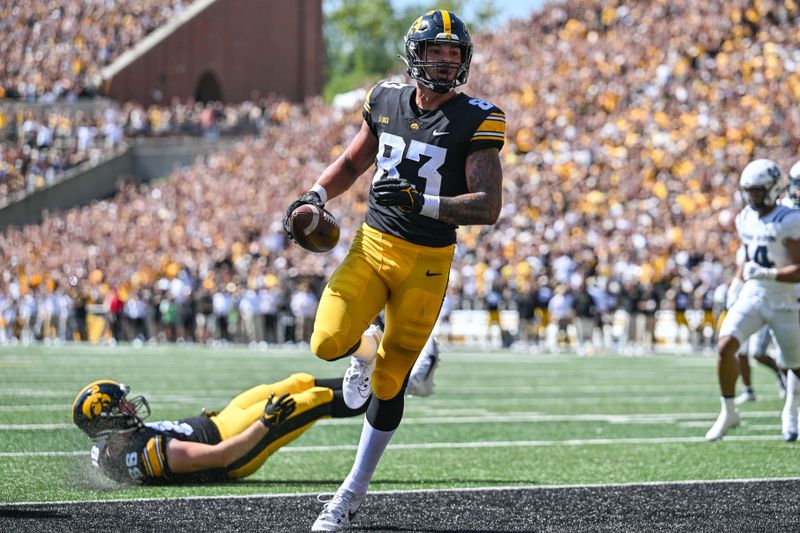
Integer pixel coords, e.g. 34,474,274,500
2,0,799,349
0,1,194,101
0,99,270,203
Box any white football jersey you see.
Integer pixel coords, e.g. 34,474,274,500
736,204,800,305
780,197,800,302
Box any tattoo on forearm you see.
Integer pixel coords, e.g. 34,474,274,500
438,149,502,225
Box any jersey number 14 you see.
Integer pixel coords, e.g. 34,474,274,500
747,245,775,267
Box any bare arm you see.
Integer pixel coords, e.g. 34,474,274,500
437,148,503,226
166,420,269,473
314,121,378,201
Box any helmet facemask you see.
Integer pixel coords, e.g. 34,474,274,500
403,10,472,94
404,39,472,93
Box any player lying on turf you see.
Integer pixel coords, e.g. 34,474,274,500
72,373,368,484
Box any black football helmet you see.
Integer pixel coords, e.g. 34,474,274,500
72,380,150,440
403,10,472,93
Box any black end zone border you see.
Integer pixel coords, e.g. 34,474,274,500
2,479,799,532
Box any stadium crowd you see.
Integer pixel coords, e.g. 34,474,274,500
0,0,195,101
0,99,273,203
1,0,800,351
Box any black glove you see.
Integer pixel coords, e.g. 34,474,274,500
283,191,325,240
373,178,424,214
261,392,296,429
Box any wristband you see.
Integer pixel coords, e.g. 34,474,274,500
420,194,440,219
310,184,328,204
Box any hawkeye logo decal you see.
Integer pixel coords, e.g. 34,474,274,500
410,122,420,131
83,386,112,419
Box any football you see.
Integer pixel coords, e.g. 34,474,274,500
289,204,340,253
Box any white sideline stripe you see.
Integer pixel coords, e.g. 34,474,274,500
0,411,783,430
4,476,799,507
0,423,73,430
0,404,70,411
0,434,786,458
0,451,87,457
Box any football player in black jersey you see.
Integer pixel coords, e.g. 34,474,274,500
72,373,368,484
283,10,505,531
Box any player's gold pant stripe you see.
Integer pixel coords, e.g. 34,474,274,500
441,10,452,37
211,373,315,440
311,223,454,400
226,386,333,478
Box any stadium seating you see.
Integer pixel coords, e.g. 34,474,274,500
1,0,799,348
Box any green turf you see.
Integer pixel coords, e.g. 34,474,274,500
0,343,797,503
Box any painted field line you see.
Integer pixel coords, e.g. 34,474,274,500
0,404,70,412
0,423,73,430
1,434,785,458
3,475,798,507
0,410,782,431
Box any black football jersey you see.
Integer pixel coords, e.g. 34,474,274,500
91,415,224,485
362,81,505,247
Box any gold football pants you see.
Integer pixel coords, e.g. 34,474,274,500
311,223,454,400
210,372,331,478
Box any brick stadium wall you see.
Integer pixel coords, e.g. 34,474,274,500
107,0,323,104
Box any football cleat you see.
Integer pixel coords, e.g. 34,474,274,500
342,324,382,409
734,390,756,405
705,409,741,441
311,488,365,532
406,338,440,397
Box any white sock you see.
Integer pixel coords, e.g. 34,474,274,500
352,331,378,362
721,396,735,412
342,419,394,495
785,371,800,409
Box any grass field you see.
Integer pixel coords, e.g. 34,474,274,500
1,343,797,505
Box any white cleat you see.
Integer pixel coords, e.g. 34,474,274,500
311,488,365,532
705,409,741,441
734,390,756,405
406,339,440,397
342,324,382,409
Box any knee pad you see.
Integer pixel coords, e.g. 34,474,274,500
371,369,402,400
311,330,344,361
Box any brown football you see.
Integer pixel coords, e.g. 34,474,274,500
289,204,340,253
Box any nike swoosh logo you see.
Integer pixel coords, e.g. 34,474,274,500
432,130,449,136
425,270,442,277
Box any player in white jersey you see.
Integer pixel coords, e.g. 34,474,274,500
706,159,800,441
729,246,787,405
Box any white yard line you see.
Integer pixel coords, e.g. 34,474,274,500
1,433,785,458
0,404,70,411
0,410,783,430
